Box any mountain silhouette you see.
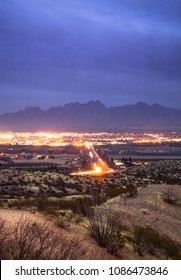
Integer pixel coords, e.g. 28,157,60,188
0,101,180,131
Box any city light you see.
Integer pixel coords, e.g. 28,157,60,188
0,131,180,146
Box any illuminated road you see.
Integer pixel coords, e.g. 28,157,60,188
71,142,115,176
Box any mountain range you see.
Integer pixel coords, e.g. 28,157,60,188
0,101,180,131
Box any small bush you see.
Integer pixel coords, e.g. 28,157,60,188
141,208,149,215
87,209,125,254
7,196,93,216
0,216,89,259
162,187,180,206
55,218,70,229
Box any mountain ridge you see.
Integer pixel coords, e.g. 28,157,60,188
0,101,180,131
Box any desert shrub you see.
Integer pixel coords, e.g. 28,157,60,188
87,209,125,253
105,185,126,199
126,184,138,197
36,197,50,211
8,196,93,216
0,218,10,259
55,217,70,229
43,208,59,217
0,216,89,260
70,197,93,216
74,215,83,224
141,208,149,215
8,198,36,208
130,225,181,259
0,199,3,207
162,187,180,206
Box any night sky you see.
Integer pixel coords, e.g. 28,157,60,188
0,0,181,113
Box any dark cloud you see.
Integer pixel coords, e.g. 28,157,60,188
0,0,181,113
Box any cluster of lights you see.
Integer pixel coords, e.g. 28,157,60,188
0,132,181,146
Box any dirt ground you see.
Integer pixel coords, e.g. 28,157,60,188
107,184,181,242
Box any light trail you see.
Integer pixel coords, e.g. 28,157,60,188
89,151,93,158
71,142,115,176
93,163,102,173
71,163,102,176
98,158,105,165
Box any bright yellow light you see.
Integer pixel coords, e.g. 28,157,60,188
74,142,83,147
93,163,102,173
89,151,93,158
85,142,91,148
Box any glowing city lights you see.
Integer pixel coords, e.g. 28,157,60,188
0,131,180,146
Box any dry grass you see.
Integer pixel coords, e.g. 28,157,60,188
108,184,181,243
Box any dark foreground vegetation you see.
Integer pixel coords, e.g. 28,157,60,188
87,209,181,260
0,208,180,260
0,216,88,260
0,159,181,260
